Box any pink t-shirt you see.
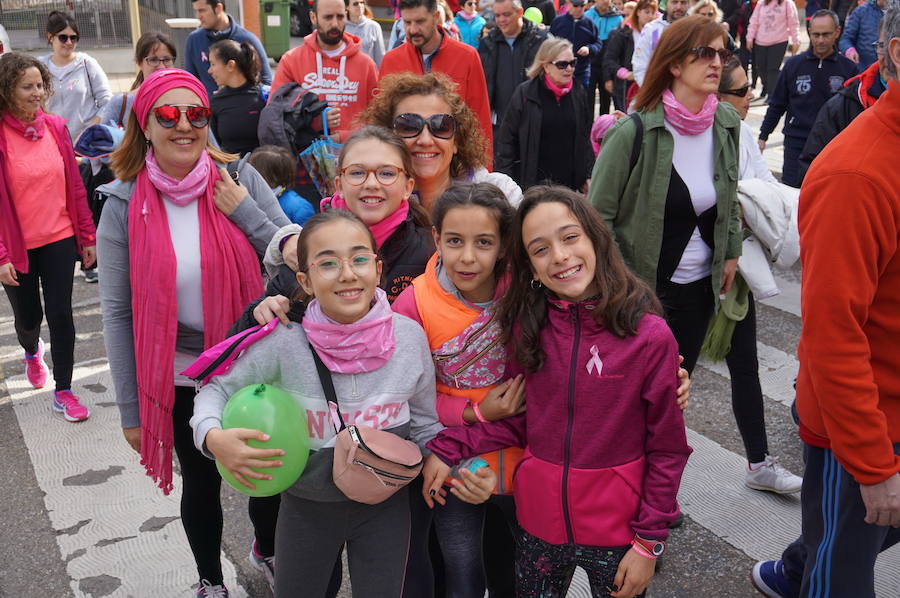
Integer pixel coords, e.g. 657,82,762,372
2,122,74,249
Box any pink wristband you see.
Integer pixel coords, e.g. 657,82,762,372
471,402,489,423
630,540,657,560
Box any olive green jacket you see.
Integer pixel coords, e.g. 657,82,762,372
589,102,743,304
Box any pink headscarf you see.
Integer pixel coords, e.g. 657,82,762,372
128,68,263,494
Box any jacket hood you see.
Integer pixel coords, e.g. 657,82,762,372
301,31,363,58
845,60,884,108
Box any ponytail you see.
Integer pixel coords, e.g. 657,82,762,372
210,39,261,84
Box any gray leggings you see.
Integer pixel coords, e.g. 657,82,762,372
274,490,411,598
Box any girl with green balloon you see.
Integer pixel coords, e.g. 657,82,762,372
191,209,448,598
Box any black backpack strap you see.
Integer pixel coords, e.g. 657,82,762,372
309,344,346,431
628,112,643,174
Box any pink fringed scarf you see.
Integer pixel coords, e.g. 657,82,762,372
128,69,263,494
661,88,718,135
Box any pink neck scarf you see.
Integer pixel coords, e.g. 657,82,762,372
128,68,263,494
661,88,718,136
2,109,46,141
544,74,573,102
144,148,211,206
324,193,410,248
303,288,396,374
458,10,477,20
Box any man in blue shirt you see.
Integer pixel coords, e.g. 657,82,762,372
185,0,273,94
758,10,857,187
585,0,623,115
550,0,602,88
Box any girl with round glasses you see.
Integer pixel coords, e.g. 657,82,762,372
39,10,111,142
495,37,595,192
97,68,289,597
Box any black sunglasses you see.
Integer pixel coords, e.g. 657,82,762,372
153,104,212,129
392,113,456,139
721,84,751,97
56,34,80,44
690,46,732,62
552,59,578,70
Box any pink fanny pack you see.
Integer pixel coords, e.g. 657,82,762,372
180,319,281,386
311,344,423,504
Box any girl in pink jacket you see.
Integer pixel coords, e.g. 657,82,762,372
746,0,801,97
422,186,691,598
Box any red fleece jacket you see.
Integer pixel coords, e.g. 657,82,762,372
380,34,493,161
796,79,900,485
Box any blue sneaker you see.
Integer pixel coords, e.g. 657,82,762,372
752,560,792,598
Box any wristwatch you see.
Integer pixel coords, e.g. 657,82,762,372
633,534,666,557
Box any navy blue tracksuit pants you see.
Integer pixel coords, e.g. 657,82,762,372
782,135,806,188
780,442,900,597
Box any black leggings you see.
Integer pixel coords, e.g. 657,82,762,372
724,296,769,463
753,41,788,96
656,277,715,374
2,236,76,391
172,386,280,585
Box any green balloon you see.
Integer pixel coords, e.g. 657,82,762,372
523,6,543,24
217,383,310,497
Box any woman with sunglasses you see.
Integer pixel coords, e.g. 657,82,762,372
603,0,657,111
454,0,487,49
96,68,290,598
346,0,386,67
589,16,743,377
0,53,96,422
39,11,111,142
714,56,803,494
495,37,594,192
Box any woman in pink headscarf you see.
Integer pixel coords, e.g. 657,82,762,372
96,68,289,597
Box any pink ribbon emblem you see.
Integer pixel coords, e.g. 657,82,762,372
586,345,603,377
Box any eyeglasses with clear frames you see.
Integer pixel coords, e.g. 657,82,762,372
306,253,378,280
340,165,406,186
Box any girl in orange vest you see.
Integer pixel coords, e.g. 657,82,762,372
393,181,523,598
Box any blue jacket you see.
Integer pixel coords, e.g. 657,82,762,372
549,13,602,86
759,48,859,141
276,188,315,226
454,13,487,49
184,15,273,94
584,6,624,43
838,0,884,71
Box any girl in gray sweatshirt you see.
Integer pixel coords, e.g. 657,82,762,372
191,210,444,597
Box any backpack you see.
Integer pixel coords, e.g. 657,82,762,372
257,82,328,155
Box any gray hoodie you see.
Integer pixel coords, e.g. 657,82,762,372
345,16,386,67
96,158,290,429
190,316,443,502
40,52,112,142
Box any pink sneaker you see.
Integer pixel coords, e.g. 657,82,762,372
52,390,90,422
24,339,48,389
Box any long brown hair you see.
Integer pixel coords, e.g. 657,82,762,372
360,72,488,179
497,186,661,372
632,15,727,112
628,0,658,32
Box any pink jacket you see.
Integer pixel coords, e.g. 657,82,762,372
0,112,96,273
747,0,800,47
427,298,692,545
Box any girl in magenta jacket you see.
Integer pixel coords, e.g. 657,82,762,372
0,53,96,422
422,185,691,598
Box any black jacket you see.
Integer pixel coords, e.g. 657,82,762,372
210,82,266,156
759,49,858,141
495,76,594,190
523,0,556,25
798,67,885,180
479,20,548,112
602,25,634,83
228,213,435,334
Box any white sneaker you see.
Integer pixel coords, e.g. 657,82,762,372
745,456,802,494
